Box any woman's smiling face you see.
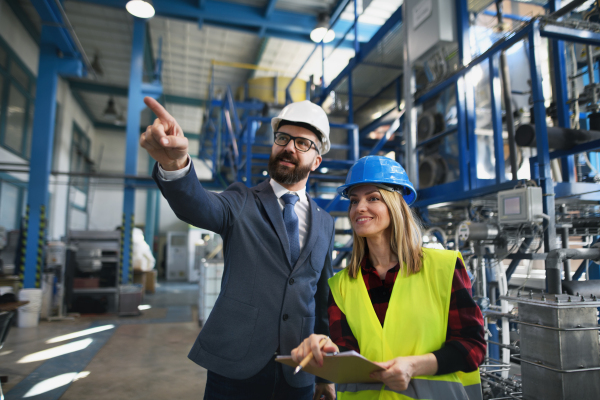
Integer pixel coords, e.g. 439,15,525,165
348,184,391,239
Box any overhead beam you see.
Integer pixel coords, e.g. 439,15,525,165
67,80,206,106
73,0,380,45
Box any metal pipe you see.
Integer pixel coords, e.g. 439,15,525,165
561,227,572,281
587,45,596,86
496,1,519,180
515,124,600,149
545,247,600,294
549,0,588,19
505,237,534,282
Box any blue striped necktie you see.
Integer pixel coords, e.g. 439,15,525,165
281,193,300,266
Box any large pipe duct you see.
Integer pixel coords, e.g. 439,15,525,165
418,155,448,188
545,247,600,294
516,124,600,149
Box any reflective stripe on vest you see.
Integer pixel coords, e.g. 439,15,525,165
329,248,482,400
338,378,468,399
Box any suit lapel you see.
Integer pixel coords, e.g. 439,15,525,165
293,194,321,271
256,179,291,267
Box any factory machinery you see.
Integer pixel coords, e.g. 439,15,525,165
401,1,600,399
195,1,600,398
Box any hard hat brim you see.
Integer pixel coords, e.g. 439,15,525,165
337,181,417,206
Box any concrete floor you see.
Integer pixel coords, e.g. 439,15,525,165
1,281,206,400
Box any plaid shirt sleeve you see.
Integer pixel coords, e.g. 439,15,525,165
328,291,360,353
433,256,487,374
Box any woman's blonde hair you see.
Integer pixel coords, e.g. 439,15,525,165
347,188,423,278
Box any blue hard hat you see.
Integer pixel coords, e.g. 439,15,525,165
337,156,417,205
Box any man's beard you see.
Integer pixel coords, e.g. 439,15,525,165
267,151,314,185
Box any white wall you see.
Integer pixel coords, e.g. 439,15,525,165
0,1,96,241
88,128,191,234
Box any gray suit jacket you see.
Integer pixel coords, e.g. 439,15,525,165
153,162,334,387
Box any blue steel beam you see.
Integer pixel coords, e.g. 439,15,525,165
549,0,575,183
22,0,86,289
67,80,205,106
31,0,80,57
541,24,600,47
121,17,163,284
318,4,403,104
456,0,471,193
264,0,277,17
529,22,558,269
489,54,506,184
74,0,380,46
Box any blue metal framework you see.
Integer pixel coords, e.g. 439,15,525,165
76,0,381,48
120,17,163,284
411,16,600,209
21,0,86,288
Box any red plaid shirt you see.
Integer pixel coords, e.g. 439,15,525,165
328,255,486,374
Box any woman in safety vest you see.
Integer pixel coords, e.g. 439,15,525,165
291,156,486,400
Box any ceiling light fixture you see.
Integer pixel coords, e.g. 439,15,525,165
310,13,335,43
103,97,118,121
126,0,155,19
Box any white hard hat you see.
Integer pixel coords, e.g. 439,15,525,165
271,100,331,154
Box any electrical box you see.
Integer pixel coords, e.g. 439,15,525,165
405,0,456,64
497,187,543,225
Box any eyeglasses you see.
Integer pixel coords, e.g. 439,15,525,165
274,132,320,154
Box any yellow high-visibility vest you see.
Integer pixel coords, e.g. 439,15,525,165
328,248,482,400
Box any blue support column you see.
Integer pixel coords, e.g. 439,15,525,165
22,45,82,289
490,54,506,184
348,69,353,125
529,22,559,291
353,0,359,54
121,17,163,284
455,0,471,193
549,0,576,183
145,156,157,256
321,40,326,91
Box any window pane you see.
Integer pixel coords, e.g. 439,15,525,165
0,181,20,230
5,85,27,153
10,62,29,90
0,46,6,69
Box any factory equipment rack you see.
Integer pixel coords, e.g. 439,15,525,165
64,230,121,314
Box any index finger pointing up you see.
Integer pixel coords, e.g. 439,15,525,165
144,97,174,126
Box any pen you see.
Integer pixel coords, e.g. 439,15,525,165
294,336,329,375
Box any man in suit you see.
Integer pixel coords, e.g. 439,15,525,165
140,97,336,400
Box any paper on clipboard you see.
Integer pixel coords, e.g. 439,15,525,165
275,351,385,384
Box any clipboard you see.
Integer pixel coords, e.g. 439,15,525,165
275,351,385,384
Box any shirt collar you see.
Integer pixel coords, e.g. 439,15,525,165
270,179,307,203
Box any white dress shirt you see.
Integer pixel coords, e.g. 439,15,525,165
158,155,310,250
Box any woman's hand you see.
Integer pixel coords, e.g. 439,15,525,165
370,354,438,392
291,334,339,368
